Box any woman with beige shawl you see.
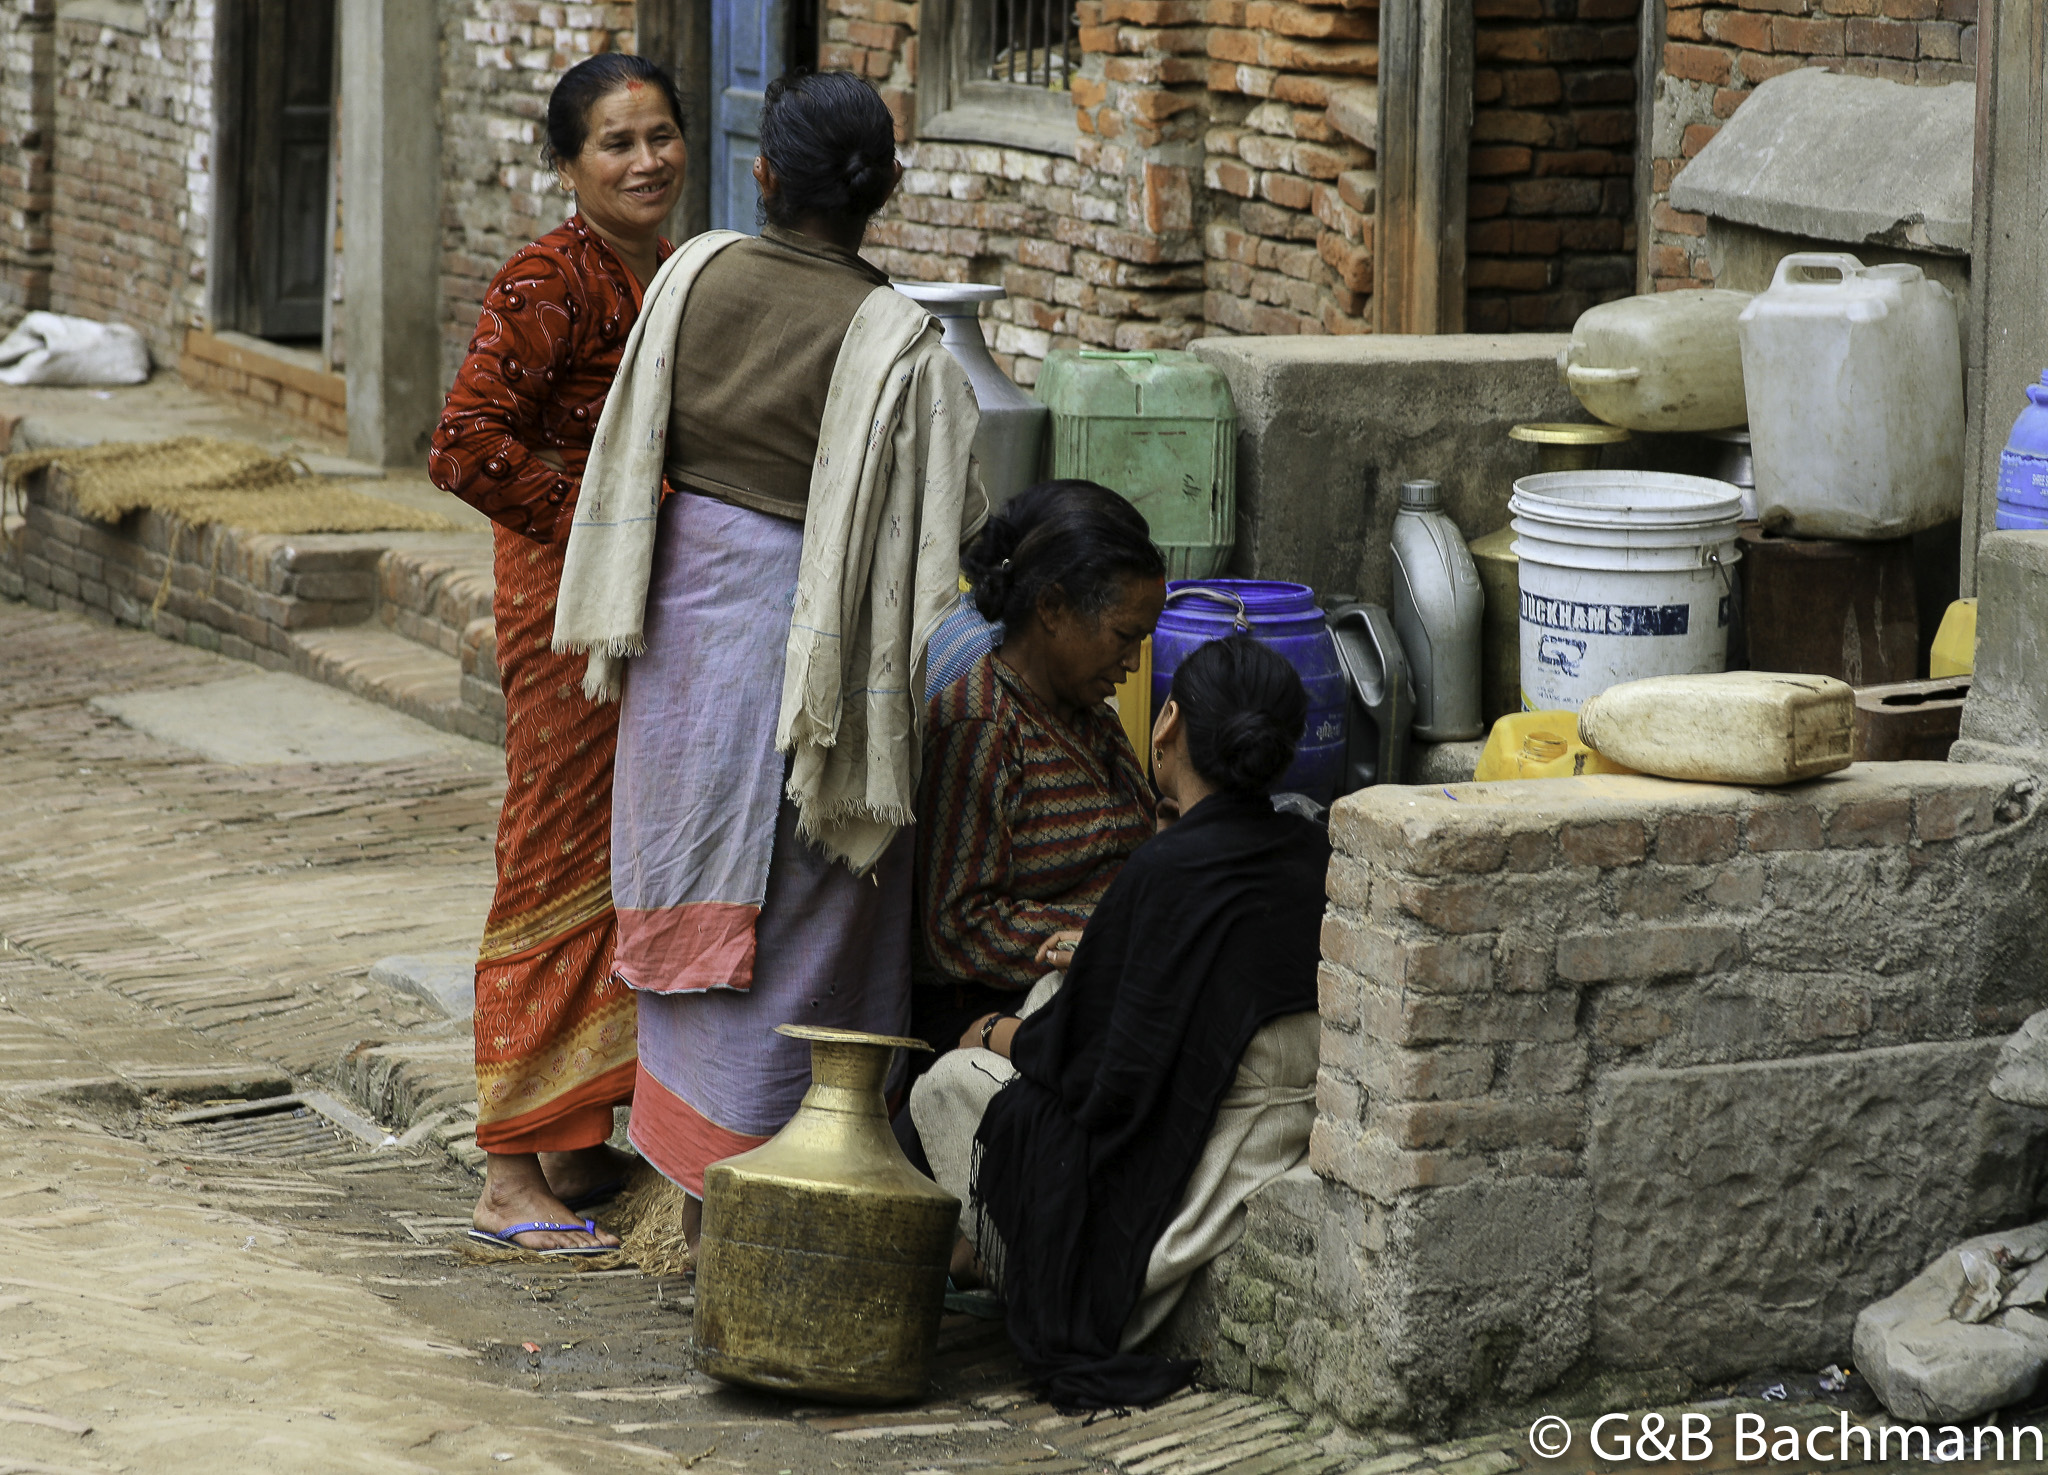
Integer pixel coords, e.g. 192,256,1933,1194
552,71,982,1251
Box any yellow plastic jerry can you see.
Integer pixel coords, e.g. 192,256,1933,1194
1930,598,1976,678
1112,636,1154,771
1475,710,1637,781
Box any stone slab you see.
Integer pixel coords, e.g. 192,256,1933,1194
1587,1038,2041,1381
370,952,478,1021
1670,70,1973,255
89,671,496,767
1332,760,2030,848
1853,1220,2048,1423
1188,334,1581,606
1958,531,2048,760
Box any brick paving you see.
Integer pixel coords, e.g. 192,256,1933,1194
0,600,495,1111
0,601,1382,1472
5,594,2047,1473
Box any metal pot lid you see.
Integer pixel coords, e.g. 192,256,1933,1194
893,281,1006,308
1510,421,1633,446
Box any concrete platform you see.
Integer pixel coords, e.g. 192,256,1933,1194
90,671,494,767
369,953,478,1021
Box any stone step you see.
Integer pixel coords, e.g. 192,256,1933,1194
3,466,507,746
290,624,504,746
370,538,495,663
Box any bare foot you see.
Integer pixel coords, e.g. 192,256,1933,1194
473,1151,620,1252
539,1142,636,1205
948,1234,983,1287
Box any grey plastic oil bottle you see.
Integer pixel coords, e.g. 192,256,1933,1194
1390,479,1484,741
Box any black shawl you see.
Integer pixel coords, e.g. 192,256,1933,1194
969,792,1329,1411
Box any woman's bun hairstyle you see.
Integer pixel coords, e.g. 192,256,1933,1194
543,53,686,169
1168,636,1307,796
961,479,1164,628
758,70,899,227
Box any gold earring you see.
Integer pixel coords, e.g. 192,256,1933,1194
1151,748,1163,767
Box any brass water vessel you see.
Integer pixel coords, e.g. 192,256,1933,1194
1508,419,1631,472
694,1025,959,1404
1477,423,1636,716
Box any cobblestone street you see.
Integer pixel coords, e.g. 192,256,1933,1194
10,595,2048,1475
3,0,2045,1460
0,599,1398,1475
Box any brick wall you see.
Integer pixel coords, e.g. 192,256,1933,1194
846,0,1213,386
822,0,916,134
1201,1,1379,337
1468,0,1636,331
1647,0,1975,289
0,0,56,320
847,0,1378,381
10,0,643,386
46,1,216,365
437,1,639,385
1171,766,2048,1430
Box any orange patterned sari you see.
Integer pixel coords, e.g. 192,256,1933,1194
429,216,666,1153
469,532,636,1151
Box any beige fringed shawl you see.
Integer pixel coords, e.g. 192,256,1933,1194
552,229,982,875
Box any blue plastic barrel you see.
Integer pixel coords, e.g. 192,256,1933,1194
1151,580,1347,803
1998,371,2048,530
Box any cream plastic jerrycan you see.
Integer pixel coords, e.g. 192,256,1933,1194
1577,671,1854,785
1737,253,1964,540
1560,289,1752,433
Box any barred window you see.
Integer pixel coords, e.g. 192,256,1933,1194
986,0,1076,90
919,0,1082,155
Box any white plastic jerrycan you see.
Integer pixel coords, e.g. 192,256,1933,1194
1737,252,1964,541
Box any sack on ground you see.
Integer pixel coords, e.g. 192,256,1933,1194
1853,1221,2048,1422
0,311,150,386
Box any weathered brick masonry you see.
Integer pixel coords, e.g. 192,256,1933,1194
1200,0,1379,339
836,0,1382,381
1647,0,1976,289
439,2,639,385
8,471,379,669
177,331,349,439
0,0,1663,415
45,0,217,365
0,0,56,317
1169,767,2048,1429
0,0,642,390
1468,0,1638,331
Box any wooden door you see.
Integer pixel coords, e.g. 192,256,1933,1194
242,0,335,341
711,0,789,233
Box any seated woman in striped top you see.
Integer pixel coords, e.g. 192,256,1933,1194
911,481,1167,1059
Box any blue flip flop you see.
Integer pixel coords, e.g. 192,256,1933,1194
467,1218,614,1257
559,1178,628,1212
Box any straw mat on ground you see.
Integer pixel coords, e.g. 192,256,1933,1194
4,435,461,533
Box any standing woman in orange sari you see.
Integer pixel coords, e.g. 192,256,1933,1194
429,54,683,1253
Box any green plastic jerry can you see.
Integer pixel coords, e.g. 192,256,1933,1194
1034,349,1237,579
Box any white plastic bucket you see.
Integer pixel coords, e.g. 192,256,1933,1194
1510,471,1744,711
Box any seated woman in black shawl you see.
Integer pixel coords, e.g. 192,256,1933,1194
906,635,1329,1411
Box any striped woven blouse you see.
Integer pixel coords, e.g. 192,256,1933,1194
917,652,1157,991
